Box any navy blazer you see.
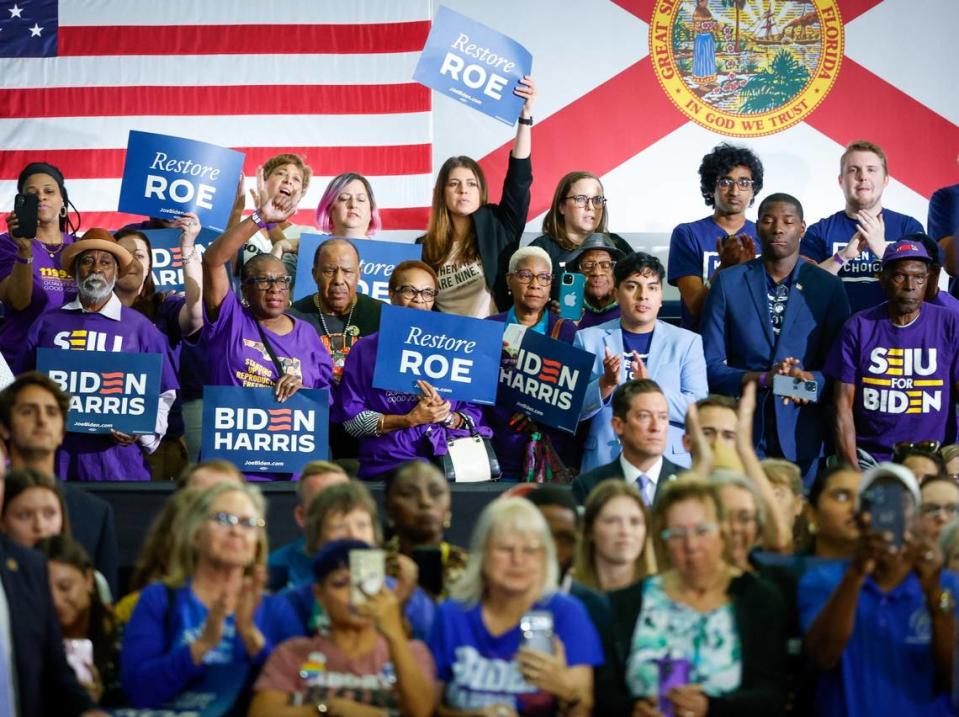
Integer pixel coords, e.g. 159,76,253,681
0,535,94,716
571,455,683,504
701,258,850,461
63,484,118,596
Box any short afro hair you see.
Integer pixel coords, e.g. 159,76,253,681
699,143,764,208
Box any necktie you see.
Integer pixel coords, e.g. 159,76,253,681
638,474,653,505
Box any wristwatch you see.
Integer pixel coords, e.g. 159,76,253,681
518,115,533,126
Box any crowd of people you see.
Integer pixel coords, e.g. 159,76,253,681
1,73,959,716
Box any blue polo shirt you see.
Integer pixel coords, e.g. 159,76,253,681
267,536,313,592
798,561,959,716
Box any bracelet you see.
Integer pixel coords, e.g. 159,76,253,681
180,245,198,263
758,372,769,389
250,210,276,231
518,116,533,126
14,254,33,265
832,252,847,267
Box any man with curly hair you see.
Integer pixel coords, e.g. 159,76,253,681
667,143,764,331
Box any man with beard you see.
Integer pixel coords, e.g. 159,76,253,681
18,231,179,481
702,194,849,483
827,238,959,466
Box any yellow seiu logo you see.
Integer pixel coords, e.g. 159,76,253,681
38,267,70,280
52,330,123,352
863,347,942,414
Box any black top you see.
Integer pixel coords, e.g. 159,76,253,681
605,571,787,717
570,455,683,505
290,291,384,339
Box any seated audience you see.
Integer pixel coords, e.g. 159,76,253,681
335,260,489,481
573,481,655,593
268,461,349,592
383,460,468,600
801,463,956,715
571,379,682,505
609,479,786,716
121,483,301,712
566,233,628,329
918,475,959,544
249,539,436,717
37,534,122,707
575,252,708,471
428,497,602,716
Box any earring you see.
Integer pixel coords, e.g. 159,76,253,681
807,522,817,535
443,516,451,530
59,205,67,218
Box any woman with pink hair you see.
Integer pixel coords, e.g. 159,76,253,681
314,173,382,238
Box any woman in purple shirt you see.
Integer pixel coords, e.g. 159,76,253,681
0,162,79,366
334,260,490,481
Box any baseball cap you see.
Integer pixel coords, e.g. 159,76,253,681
881,238,932,267
856,462,921,511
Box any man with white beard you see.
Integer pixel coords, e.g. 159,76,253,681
18,230,179,481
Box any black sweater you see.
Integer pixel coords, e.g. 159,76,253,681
605,571,787,716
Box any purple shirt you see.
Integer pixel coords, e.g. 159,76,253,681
0,232,77,366
202,290,332,391
21,301,180,481
824,303,959,461
333,332,488,480
577,303,620,330
930,289,959,313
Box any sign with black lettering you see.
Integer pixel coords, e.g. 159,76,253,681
413,6,532,125
118,130,245,231
38,348,162,434
142,227,220,292
201,386,329,475
372,304,504,404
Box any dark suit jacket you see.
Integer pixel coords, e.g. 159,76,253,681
701,258,850,462
63,484,118,596
0,535,95,716
571,455,683,504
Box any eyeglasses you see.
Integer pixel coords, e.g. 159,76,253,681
244,275,292,290
564,195,607,209
579,260,616,274
511,270,552,285
661,522,719,543
894,440,941,455
396,285,438,301
920,503,959,517
716,177,756,190
208,512,266,530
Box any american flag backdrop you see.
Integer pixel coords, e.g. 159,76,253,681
0,0,434,235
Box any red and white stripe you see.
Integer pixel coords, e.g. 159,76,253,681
0,0,433,235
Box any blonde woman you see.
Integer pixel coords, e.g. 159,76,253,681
120,483,301,712
429,497,602,717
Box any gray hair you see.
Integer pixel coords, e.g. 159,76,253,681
508,246,552,273
450,497,558,605
710,469,767,532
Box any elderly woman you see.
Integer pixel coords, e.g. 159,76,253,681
250,538,436,717
121,483,301,713
420,77,536,316
334,259,489,481
429,497,603,717
0,162,81,366
530,172,633,290
486,246,578,479
573,480,655,593
609,479,786,717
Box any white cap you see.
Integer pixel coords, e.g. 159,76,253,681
856,462,921,511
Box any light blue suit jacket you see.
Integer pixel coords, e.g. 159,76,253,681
574,319,708,472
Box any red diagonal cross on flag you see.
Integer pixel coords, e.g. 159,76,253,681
478,0,958,219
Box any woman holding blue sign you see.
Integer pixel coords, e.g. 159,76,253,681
421,76,537,318
0,162,80,367
335,260,490,481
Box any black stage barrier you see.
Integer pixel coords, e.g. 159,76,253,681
79,481,515,594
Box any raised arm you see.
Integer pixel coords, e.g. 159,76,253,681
173,213,203,336
511,75,535,160
0,218,37,311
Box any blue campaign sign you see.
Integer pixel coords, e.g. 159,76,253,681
37,348,162,435
373,304,504,405
141,227,220,292
293,234,421,302
201,386,329,474
413,6,532,125
118,130,245,232
497,326,594,434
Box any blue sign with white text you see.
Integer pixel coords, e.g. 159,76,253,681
142,227,220,292
373,304,504,405
118,130,245,231
201,386,329,474
497,326,594,434
413,6,532,125
293,235,422,302
38,348,162,434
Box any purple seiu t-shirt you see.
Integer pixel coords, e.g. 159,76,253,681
20,303,180,481
332,332,488,480
0,232,77,366
799,209,924,314
824,303,959,461
202,290,332,391
667,216,757,331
